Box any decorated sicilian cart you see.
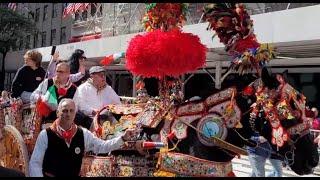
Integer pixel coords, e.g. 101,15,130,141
80,3,319,177
0,98,42,176
0,3,319,177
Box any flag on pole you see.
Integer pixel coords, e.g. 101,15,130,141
63,3,74,18
100,52,125,66
74,3,91,12
36,85,58,117
74,3,83,12
8,3,17,11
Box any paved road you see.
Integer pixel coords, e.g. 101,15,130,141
232,155,320,177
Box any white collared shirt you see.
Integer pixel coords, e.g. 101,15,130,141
28,127,124,177
73,81,121,116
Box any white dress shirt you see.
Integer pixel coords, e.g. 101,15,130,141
73,81,121,116
28,127,124,177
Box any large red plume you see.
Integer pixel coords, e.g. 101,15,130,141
125,29,207,78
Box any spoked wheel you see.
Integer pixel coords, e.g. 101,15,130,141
0,125,29,176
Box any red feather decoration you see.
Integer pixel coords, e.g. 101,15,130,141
126,29,207,78
233,35,260,54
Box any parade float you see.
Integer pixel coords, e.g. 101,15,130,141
0,3,318,177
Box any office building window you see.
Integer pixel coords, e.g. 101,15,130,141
33,33,38,48
41,31,46,47
35,8,40,22
52,3,58,18
82,10,88,20
50,29,56,45
91,3,97,17
98,4,103,17
60,27,66,44
28,11,34,20
18,39,24,50
25,35,30,49
43,5,48,21
75,12,80,21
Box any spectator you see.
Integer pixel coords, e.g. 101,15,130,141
73,66,121,129
247,132,283,177
11,50,46,103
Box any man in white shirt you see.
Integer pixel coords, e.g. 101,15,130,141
73,66,121,129
29,98,138,177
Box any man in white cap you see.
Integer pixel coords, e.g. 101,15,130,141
73,66,121,129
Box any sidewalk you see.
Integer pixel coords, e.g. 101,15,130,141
232,155,320,177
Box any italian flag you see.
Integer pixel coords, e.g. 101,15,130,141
36,85,58,117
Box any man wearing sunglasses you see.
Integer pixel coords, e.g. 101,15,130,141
47,51,86,83
73,66,121,129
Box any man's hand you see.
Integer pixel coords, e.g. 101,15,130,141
135,140,148,156
121,129,139,141
79,57,86,75
52,52,59,62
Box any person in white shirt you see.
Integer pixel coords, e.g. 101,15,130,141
73,66,121,129
29,98,138,177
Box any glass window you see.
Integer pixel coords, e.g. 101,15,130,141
43,5,48,21
75,12,80,21
28,11,34,20
18,39,24,50
41,31,46,47
98,3,103,17
50,29,56,45
35,8,40,22
60,27,66,44
52,3,58,18
33,33,38,48
82,10,87,20
25,35,30,49
91,3,97,17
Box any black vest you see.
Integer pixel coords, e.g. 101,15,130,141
42,128,84,177
43,79,77,123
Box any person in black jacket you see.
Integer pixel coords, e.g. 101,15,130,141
11,50,46,103
68,49,88,86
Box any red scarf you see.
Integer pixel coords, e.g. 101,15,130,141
50,119,77,145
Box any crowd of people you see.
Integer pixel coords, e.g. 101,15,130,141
0,49,142,177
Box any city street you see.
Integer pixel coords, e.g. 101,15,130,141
232,155,320,177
